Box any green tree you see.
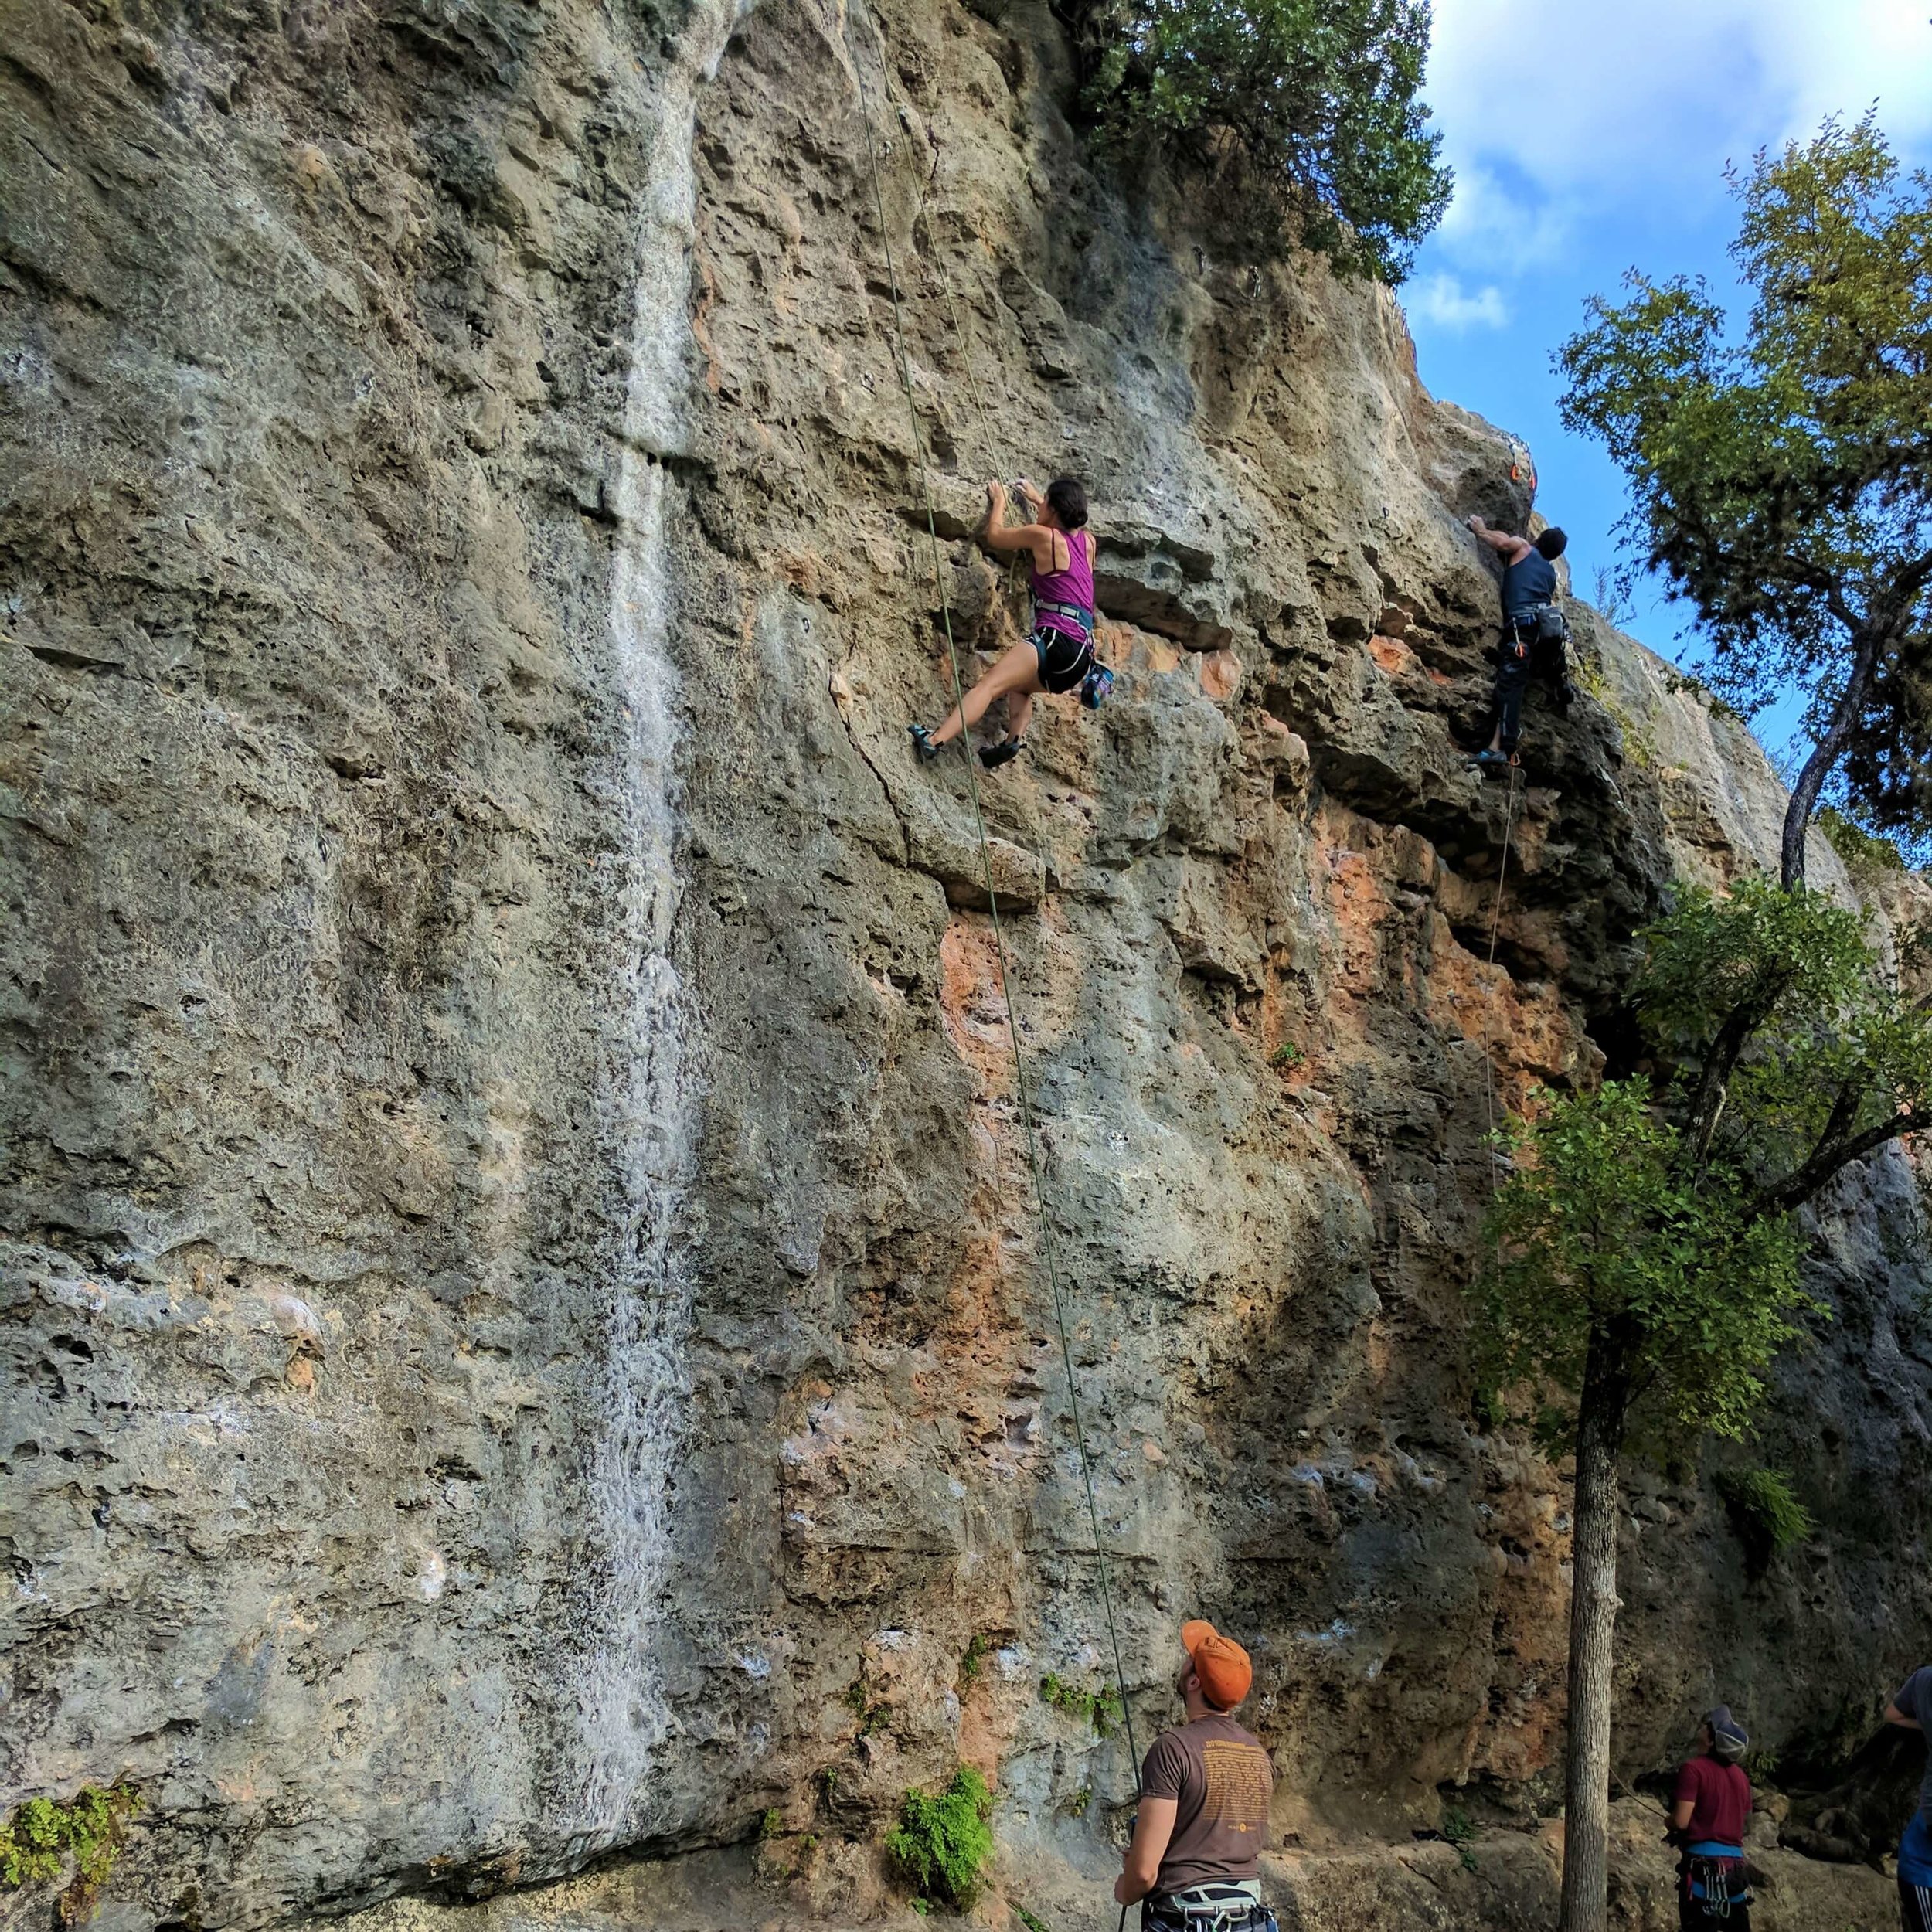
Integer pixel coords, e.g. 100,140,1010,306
1556,114,1932,886
1478,878,1932,1932
1079,0,1452,283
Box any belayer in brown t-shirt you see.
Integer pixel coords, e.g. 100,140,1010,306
1115,1620,1277,1930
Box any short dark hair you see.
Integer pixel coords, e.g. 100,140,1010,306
1046,476,1088,530
1535,526,1568,560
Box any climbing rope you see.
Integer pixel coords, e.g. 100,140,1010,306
906,141,1025,602
1480,764,1523,1195
838,0,1141,1777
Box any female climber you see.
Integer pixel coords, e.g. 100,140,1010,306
908,474,1110,769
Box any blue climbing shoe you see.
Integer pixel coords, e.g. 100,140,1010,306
1472,748,1511,774
908,723,940,761
978,736,1026,769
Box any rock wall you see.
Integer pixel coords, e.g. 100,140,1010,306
5,0,1931,1927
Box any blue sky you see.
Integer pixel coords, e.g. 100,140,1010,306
1405,0,1932,771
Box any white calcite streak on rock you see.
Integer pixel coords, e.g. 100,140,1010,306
577,0,754,1853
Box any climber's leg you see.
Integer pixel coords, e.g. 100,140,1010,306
926,641,1043,747
978,683,1036,768
1492,632,1531,756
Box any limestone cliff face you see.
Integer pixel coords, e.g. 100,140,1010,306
4,1,1930,1928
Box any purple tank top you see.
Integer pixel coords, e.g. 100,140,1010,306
1031,528,1094,641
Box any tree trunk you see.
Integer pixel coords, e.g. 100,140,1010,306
1782,627,1879,889
1558,1335,1634,1932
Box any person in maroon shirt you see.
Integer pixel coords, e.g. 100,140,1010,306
1669,1706,1753,1930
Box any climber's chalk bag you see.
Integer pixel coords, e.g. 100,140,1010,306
1080,662,1114,711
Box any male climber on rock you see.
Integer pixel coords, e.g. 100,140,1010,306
1114,1620,1278,1931
908,474,1111,770
1466,514,1573,772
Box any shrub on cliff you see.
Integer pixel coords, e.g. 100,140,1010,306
1559,114,1932,883
1478,876,1932,1932
0,1783,141,1926
1713,1465,1815,1570
884,1767,995,1910
1078,0,1452,283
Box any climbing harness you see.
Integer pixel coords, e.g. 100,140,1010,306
1144,1880,1278,1932
1036,594,1097,641
1683,1842,1750,1919
840,0,1141,1778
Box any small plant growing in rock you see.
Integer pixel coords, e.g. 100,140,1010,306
959,1633,991,1685
885,1767,995,1912
1268,1041,1304,1071
1015,1907,1056,1932
0,1783,141,1924
1039,1673,1124,1737
1714,1467,1815,1568
1441,1805,1478,1874
758,1808,781,1841
845,1679,891,1740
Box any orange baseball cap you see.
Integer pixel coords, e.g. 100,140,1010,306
1182,1618,1252,1709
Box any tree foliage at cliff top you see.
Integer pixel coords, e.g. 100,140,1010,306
1081,0,1452,283
1557,114,1932,884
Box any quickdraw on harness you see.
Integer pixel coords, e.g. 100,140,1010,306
1503,600,1570,650
1683,1842,1751,1919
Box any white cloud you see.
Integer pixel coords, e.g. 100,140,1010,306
1423,0,1932,265
1412,272,1509,329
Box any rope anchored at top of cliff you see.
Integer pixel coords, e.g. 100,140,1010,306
838,0,1141,1778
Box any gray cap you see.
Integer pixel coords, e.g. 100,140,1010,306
1707,1706,1749,1758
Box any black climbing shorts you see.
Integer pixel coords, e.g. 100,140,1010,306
1033,624,1094,696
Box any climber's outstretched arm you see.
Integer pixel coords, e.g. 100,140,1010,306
979,481,1054,569
1467,514,1533,563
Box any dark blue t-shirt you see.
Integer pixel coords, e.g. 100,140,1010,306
1897,1668,1932,1821
1502,548,1557,621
